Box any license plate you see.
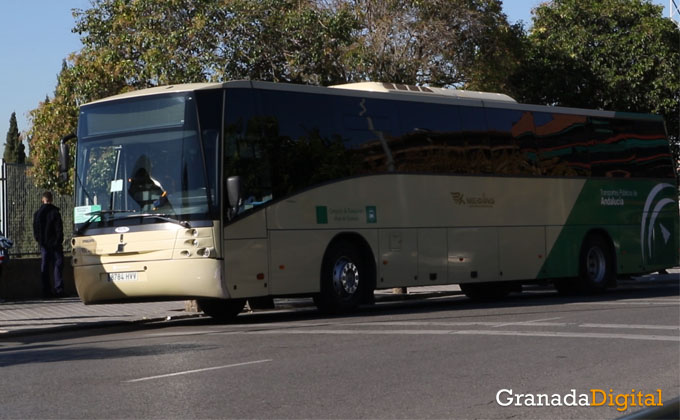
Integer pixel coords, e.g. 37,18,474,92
108,272,138,282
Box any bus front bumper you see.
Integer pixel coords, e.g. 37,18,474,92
74,259,228,304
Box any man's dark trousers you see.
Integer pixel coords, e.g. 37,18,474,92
41,246,64,296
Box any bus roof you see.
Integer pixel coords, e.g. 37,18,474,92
82,81,663,122
329,82,517,103
84,83,223,105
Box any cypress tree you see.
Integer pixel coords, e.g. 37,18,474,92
16,136,26,164
4,112,19,163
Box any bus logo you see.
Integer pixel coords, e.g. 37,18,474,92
316,206,328,224
451,192,495,208
451,192,466,205
640,183,675,263
366,206,377,223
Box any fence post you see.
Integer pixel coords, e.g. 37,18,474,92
0,159,6,236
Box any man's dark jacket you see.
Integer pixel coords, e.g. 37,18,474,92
33,203,64,249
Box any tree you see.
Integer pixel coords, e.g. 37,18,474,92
30,0,524,190
15,135,26,164
28,61,80,193
4,112,26,164
510,0,680,171
342,0,524,90
71,0,360,86
211,0,359,85
68,0,522,88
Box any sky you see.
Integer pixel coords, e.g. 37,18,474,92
0,0,674,157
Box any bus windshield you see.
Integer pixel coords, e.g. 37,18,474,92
74,93,214,230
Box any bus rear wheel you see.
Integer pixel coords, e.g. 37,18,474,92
315,240,368,314
197,298,246,321
578,234,616,293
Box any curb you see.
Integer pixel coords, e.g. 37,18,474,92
0,313,203,339
0,290,464,338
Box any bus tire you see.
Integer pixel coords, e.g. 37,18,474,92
578,234,615,293
316,240,368,314
459,282,514,300
554,279,579,295
196,298,246,321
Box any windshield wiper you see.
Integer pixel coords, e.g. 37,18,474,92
75,209,136,234
76,210,191,234
117,213,191,228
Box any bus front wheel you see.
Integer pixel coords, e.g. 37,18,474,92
315,240,368,313
197,298,246,321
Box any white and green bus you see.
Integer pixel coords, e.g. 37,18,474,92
63,81,679,319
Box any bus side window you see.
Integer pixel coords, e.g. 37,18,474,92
589,117,619,177
393,102,464,174
224,89,273,216
534,112,591,177
261,90,362,195
337,96,394,174
610,118,673,178
485,107,536,176
459,106,493,175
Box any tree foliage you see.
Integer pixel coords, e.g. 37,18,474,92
28,61,80,193
69,0,360,87
27,0,679,189
211,0,360,85
4,112,26,164
343,0,524,90
510,0,680,152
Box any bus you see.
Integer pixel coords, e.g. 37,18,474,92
62,80,680,319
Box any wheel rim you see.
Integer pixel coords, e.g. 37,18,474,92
332,257,359,296
586,246,606,284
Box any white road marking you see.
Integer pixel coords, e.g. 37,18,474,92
569,300,679,306
580,323,680,330
125,359,272,383
451,329,679,342
351,321,568,328
145,331,216,337
493,316,564,327
239,329,678,342
343,320,679,331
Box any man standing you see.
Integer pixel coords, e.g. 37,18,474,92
33,191,64,297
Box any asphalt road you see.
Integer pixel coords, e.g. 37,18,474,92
1,279,678,419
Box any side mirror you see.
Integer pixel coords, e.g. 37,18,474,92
59,133,77,182
226,176,242,219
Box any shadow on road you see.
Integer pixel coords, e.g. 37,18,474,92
5,278,677,345
185,278,680,327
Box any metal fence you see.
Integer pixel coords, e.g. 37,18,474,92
1,161,73,257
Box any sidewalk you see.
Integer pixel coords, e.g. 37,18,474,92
0,297,193,337
0,285,463,338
